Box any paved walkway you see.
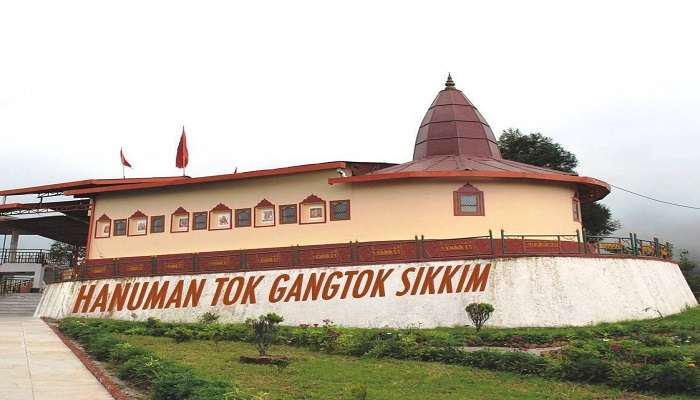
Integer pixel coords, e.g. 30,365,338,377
0,318,112,400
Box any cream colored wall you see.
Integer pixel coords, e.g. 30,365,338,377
88,170,582,259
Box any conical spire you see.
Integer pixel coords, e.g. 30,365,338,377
412,76,502,160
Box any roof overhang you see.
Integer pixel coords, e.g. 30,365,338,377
61,161,385,196
0,200,90,217
0,215,88,246
0,177,183,197
328,170,610,202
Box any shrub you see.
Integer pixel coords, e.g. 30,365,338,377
319,319,342,353
144,317,171,336
109,342,150,364
167,326,195,343
84,333,122,361
465,303,494,332
612,361,700,394
152,370,203,400
635,347,685,364
558,347,612,382
124,326,149,336
337,331,377,357
349,384,368,400
638,334,674,347
117,355,172,388
463,350,551,375
365,332,416,359
152,367,243,400
197,312,221,325
247,313,284,356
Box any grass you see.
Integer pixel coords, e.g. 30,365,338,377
123,335,694,400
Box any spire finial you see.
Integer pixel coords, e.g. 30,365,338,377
445,73,456,90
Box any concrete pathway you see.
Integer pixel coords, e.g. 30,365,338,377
0,317,113,400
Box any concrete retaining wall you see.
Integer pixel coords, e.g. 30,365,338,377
35,256,697,328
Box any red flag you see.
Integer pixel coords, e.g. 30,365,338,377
120,148,132,168
176,127,189,169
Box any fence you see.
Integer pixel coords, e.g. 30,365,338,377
67,230,674,282
43,266,75,285
585,233,671,258
0,277,33,295
0,249,51,265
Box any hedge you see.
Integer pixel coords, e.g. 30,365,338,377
59,316,700,395
57,319,259,400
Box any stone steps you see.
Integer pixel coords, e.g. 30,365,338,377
0,293,42,317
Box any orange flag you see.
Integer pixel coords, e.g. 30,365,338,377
176,127,189,170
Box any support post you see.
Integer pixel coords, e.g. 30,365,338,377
654,237,660,258
8,231,19,263
500,229,505,255
151,256,157,276
576,229,581,254
629,233,636,256
1,195,6,264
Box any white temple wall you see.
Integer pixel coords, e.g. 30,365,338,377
36,256,696,328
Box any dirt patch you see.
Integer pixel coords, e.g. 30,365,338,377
239,355,290,365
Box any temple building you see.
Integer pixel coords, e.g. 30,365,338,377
1,76,694,328
48,76,607,260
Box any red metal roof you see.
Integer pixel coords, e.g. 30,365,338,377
413,74,501,160
62,162,351,196
0,177,182,196
0,200,90,215
371,154,576,176
329,166,610,203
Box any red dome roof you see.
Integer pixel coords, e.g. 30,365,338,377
413,74,502,160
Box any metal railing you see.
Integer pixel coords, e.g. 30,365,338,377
501,230,582,255
585,233,671,258
0,249,51,265
43,266,74,284
0,277,33,295
60,230,675,282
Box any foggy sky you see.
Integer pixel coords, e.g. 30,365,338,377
1,1,699,259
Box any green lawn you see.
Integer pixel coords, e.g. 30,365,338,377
123,335,691,400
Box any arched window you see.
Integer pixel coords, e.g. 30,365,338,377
453,183,484,216
299,194,326,224
94,214,111,238
209,203,232,230
128,211,148,236
254,199,276,227
171,207,190,233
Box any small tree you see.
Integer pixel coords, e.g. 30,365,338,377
247,313,284,356
465,303,494,332
197,311,220,325
48,241,85,266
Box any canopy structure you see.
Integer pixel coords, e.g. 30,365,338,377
0,177,186,247
0,215,88,246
